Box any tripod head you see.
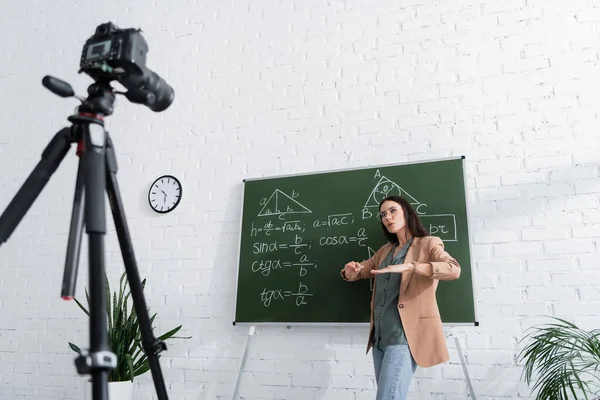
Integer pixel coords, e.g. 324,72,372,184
43,76,116,117
42,22,174,116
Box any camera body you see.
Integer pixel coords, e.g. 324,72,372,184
79,22,174,112
80,23,148,79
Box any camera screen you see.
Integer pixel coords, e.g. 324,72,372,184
85,39,112,61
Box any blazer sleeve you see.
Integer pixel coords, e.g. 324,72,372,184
340,244,387,282
412,236,461,281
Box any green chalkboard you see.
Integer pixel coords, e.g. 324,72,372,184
233,157,477,325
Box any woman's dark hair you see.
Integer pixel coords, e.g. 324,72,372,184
379,195,429,244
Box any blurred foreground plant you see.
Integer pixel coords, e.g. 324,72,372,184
68,272,190,382
519,317,600,400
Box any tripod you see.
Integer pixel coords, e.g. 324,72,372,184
0,76,169,400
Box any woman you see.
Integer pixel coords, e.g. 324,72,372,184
340,195,461,400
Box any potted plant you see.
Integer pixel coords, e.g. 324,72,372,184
518,316,600,400
68,272,189,400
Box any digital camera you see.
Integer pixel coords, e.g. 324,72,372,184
79,22,174,112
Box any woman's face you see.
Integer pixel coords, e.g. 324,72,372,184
379,200,406,234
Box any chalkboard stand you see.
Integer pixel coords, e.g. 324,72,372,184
232,325,256,400
450,330,477,399
230,326,476,398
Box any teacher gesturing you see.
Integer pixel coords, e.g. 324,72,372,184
341,195,461,400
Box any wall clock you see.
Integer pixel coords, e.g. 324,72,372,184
148,175,182,213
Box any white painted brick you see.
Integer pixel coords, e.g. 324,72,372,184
473,229,518,244
354,360,374,377
532,211,583,227
331,375,373,390
476,159,522,174
521,182,573,199
542,238,594,255
522,227,569,241
485,215,533,230
493,242,543,257
478,288,526,307
574,178,600,195
547,193,598,212
555,301,600,316
477,259,524,274
552,271,600,287
499,272,551,287
254,372,292,386
578,254,600,270
490,334,520,350
416,377,469,395
465,349,516,365
526,286,578,301
573,316,600,332
550,166,598,181
466,202,496,219
474,174,500,188
475,186,521,201
290,372,328,387
526,257,576,272
579,287,600,300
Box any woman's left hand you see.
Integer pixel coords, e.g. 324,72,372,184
371,263,414,275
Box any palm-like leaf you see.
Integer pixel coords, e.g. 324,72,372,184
519,317,600,400
67,272,191,382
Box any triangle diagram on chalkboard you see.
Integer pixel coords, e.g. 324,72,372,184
258,189,312,217
364,176,420,208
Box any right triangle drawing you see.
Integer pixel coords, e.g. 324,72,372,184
364,176,421,208
258,189,312,217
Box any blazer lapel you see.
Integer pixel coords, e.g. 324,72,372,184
400,237,421,297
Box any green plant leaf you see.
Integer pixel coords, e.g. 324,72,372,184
131,349,145,369
73,297,89,317
117,273,126,319
85,287,90,309
518,316,600,400
125,353,135,382
133,359,151,378
68,342,81,354
158,325,183,341
106,275,112,334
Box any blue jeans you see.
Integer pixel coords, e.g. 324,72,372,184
372,344,417,400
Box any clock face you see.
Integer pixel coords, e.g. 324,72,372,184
148,175,182,213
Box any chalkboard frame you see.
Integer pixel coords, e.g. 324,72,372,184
232,156,479,327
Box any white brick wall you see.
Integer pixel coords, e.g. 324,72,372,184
1,0,599,399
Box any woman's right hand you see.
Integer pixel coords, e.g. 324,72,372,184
344,261,363,279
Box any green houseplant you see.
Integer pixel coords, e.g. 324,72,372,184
518,316,600,400
68,272,188,382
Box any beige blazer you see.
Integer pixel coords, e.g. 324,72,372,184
341,235,461,368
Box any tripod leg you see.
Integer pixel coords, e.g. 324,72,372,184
61,151,86,300
0,127,74,244
105,134,169,400
74,124,116,400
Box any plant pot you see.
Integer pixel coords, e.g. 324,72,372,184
84,380,133,400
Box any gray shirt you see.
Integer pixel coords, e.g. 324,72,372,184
372,238,413,349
